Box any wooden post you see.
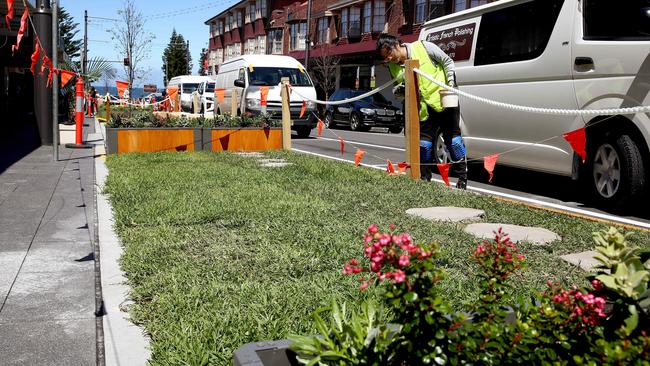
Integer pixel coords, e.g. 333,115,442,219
280,77,292,150
404,59,421,179
105,94,111,123
231,89,238,116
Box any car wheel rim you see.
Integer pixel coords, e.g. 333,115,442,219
324,115,331,128
592,143,621,199
435,133,450,163
351,115,359,130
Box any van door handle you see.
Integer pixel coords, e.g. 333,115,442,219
575,57,594,69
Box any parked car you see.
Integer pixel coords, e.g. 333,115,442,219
167,75,212,113
419,0,650,209
214,55,317,138
324,88,404,133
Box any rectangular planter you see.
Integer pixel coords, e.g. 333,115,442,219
202,127,282,152
233,340,297,366
105,127,203,155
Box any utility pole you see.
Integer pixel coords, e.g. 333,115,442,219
34,0,53,145
304,0,312,71
83,10,88,79
186,40,190,75
52,0,59,160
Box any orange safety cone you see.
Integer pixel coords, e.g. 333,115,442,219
65,77,93,149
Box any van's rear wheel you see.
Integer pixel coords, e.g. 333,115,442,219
295,126,311,138
586,133,645,209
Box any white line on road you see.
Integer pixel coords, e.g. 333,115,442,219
312,137,406,152
292,148,650,230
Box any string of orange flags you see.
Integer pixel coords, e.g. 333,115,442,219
8,0,79,88
307,109,617,187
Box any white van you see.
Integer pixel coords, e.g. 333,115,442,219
167,75,213,113
419,0,650,208
214,55,317,138
199,79,216,115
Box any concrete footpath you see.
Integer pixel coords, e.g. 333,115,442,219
0,118,149,365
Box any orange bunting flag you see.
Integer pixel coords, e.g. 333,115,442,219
354,149,366,166
11,7,28,55
397,162,409,175
40,54,51,76
339,137,345,155
437,163,451,186
299,100,307,118
60,69,75,88
6,0,14,31
30,42,40,74
259,86,269,106
386,160,395,175
317,118,324,137
484,154,499,183
562,127,587,163
116,80,129,98
215,88,225,103
46,68,56,88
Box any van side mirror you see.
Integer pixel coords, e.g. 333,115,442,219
234,79,245,88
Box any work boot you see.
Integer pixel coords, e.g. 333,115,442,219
454,158,468,190
421,165,432,182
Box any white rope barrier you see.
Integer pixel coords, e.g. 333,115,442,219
290,77,399,105
106,94,171,107
413,68,650,116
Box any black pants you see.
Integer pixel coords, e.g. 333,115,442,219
420,105,467,182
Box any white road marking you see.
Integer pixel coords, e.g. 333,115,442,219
292,148,650,230
312,137,406,152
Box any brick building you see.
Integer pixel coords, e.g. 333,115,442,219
205,0,495,102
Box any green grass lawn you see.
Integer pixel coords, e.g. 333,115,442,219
104,151,650,365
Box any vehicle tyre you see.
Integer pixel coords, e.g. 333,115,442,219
296,126,312,138
389,126,403,134
586,133,645,210
433,126,451,164
350,113,364,131
324,112,335,129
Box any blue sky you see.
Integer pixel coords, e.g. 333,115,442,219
61,0,238,87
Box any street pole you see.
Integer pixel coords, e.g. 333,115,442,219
34,0,53,145
304,0,312,70
186,40,190,75
83,10,88,79
52,0,59,160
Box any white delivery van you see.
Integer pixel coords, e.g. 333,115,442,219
419,0,650,209
199,79,216,115
214,55,317,138
167,75,213,113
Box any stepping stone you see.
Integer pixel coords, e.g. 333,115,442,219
464,223,560,245
406,207,485,222
260,162,292,168
560,251,600,272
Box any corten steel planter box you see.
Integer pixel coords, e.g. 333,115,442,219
202,127,283,152
105,127,203,155
232,340,298,366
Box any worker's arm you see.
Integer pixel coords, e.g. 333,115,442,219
422,40,456,86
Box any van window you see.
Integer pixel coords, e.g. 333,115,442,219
247,67,313,86
183,83,200,93
205,83,215,93
474,0,564,66
584,0,650,41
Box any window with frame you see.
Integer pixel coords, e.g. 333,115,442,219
257,35,266,54
317,18,329,44
238,11,243,27
290,22,307,50
373,0,385,32
363,1,372,33
475,0,563,66
415,0,427,23
428,0,446,20
349,7,361,36
218,20,223,34
225,15,231,31
454,0,489,12
267,29,283,54
256,0,267,19
246,3,256,23
341,8,348,38
584,0,650,40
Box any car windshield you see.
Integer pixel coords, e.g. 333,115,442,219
351,90,389,104
248,67,312,86
205,83,215,93
183,83,200,93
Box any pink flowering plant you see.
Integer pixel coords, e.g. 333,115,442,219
290,225,650,365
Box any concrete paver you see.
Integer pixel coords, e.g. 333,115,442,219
464,223,561,245
560,251,601,272
406,207,485,222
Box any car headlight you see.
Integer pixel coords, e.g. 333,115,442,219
360,108,375,115
246,98,261,109
396,110,403,115
306,100,316,110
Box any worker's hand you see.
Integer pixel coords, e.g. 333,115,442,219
392,84,405,101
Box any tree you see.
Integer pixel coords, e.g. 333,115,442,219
109,0,154,98
310,44,340,100
58,6,82,61
198,48,208,76
161,29,192,84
